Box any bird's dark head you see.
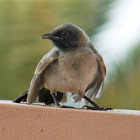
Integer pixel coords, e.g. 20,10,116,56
41,23,90,51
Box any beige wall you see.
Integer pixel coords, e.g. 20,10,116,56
0,101,140,140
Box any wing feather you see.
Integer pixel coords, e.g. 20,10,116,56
35,47,59,75
96,81,104,98
80,44,106,106
27,47,59,104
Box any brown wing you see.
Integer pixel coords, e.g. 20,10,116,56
27,47,59,104
81,43,106,105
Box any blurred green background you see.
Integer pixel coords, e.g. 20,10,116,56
0,0,140,110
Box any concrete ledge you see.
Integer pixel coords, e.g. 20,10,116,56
0,101,140,140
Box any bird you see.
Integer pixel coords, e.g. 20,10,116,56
13,23,112,110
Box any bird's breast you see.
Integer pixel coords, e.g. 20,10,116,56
44,48,98,94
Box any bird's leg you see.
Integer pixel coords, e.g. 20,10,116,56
82,96,113,111
52,92,74,109
52,93,60,107
83,96,100,109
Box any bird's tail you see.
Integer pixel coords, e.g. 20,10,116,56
13,90,28,103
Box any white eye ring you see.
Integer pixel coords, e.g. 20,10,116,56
61,31,69,38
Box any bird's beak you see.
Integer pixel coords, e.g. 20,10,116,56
41,33,61,41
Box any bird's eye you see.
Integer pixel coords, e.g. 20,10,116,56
61,31,69,38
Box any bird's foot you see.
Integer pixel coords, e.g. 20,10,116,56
99,107,113,111
82,105,113,111
60,105,75,109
